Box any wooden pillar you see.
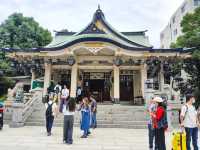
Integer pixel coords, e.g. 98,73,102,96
43,62,52,95
114,66,120,103
70,64,78,98
141,64,147,99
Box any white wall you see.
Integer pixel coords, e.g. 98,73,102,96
160,0,200,48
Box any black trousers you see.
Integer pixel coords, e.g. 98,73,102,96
46,116,54,133
63,115,74,144
0,112,3,129
155,128,166,150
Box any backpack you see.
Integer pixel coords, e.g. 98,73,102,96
157,107,168,129
46,103,53,117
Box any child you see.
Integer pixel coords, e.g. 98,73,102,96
79,97,90,138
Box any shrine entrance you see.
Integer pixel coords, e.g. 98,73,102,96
120,70,134,102
82,71,111,102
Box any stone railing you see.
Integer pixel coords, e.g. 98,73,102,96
22,91,42,123
9,89,43,128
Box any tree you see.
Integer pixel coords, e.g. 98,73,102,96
171,7,200,106
0,13,52,49
0,57,15,97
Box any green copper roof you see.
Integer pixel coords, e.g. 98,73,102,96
125,35,152,47
46,7,152,49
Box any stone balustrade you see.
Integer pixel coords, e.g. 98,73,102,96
9,89,43,128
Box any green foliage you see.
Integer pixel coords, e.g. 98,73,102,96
171,7,200,106
0,58,14,96
0,95,7,101
0,76,15,97
171,7,200,48
0,13,52,49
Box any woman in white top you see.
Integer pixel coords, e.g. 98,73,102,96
61,85,69,100
62,98,76,144
59,85,69,113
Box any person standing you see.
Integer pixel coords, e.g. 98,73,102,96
152,97,167,150
59,85,69,113
180,94,199,150
76,86,82,104
79,97,90,138
63,98,76,144
45,93,58,136
47,82,55,94
146,98,157,150
90,96,97,129
54,86,61,105
54,82,62,93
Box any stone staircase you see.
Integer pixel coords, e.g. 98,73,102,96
25,98,148,129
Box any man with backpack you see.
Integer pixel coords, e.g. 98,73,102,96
45,93,58,136
180,94,199,150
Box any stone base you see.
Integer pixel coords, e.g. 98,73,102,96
10,102,25,128
114,98,120,104
9,122,24,128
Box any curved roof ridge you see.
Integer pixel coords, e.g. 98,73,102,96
74,7,152,48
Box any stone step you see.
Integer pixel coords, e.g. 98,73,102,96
24,121,147,129
6,96,148,129
27,117,147,122
26,118,147,125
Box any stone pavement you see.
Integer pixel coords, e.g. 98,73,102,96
0,125,175,150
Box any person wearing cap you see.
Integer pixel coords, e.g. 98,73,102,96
151,97,167,150
180,94,199,150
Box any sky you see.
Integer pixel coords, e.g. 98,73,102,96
0,0,184,48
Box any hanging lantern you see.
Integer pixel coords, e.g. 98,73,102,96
10,60,16,68
135,59,142,65
44,59,52,64
128,59,134,65
67,56,75,66
113,57,123,66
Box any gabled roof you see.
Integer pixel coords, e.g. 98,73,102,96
3,6,192,54
45,6,152,50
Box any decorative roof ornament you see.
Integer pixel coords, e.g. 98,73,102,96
67,56,76,66
93,4,105,21
113,57,123,66
98,4,100,10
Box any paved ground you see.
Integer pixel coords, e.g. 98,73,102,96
0,125,174,150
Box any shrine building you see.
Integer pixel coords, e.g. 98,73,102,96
7,7,191,104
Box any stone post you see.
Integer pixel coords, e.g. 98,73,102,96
113,66,120,103
160,63,164,92
43,62,52,95
70,64,78,98
31,69,36,90
9,103,25,128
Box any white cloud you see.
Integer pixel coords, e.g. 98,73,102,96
0,0,184,48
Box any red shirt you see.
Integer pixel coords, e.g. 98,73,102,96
153,106,165,128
